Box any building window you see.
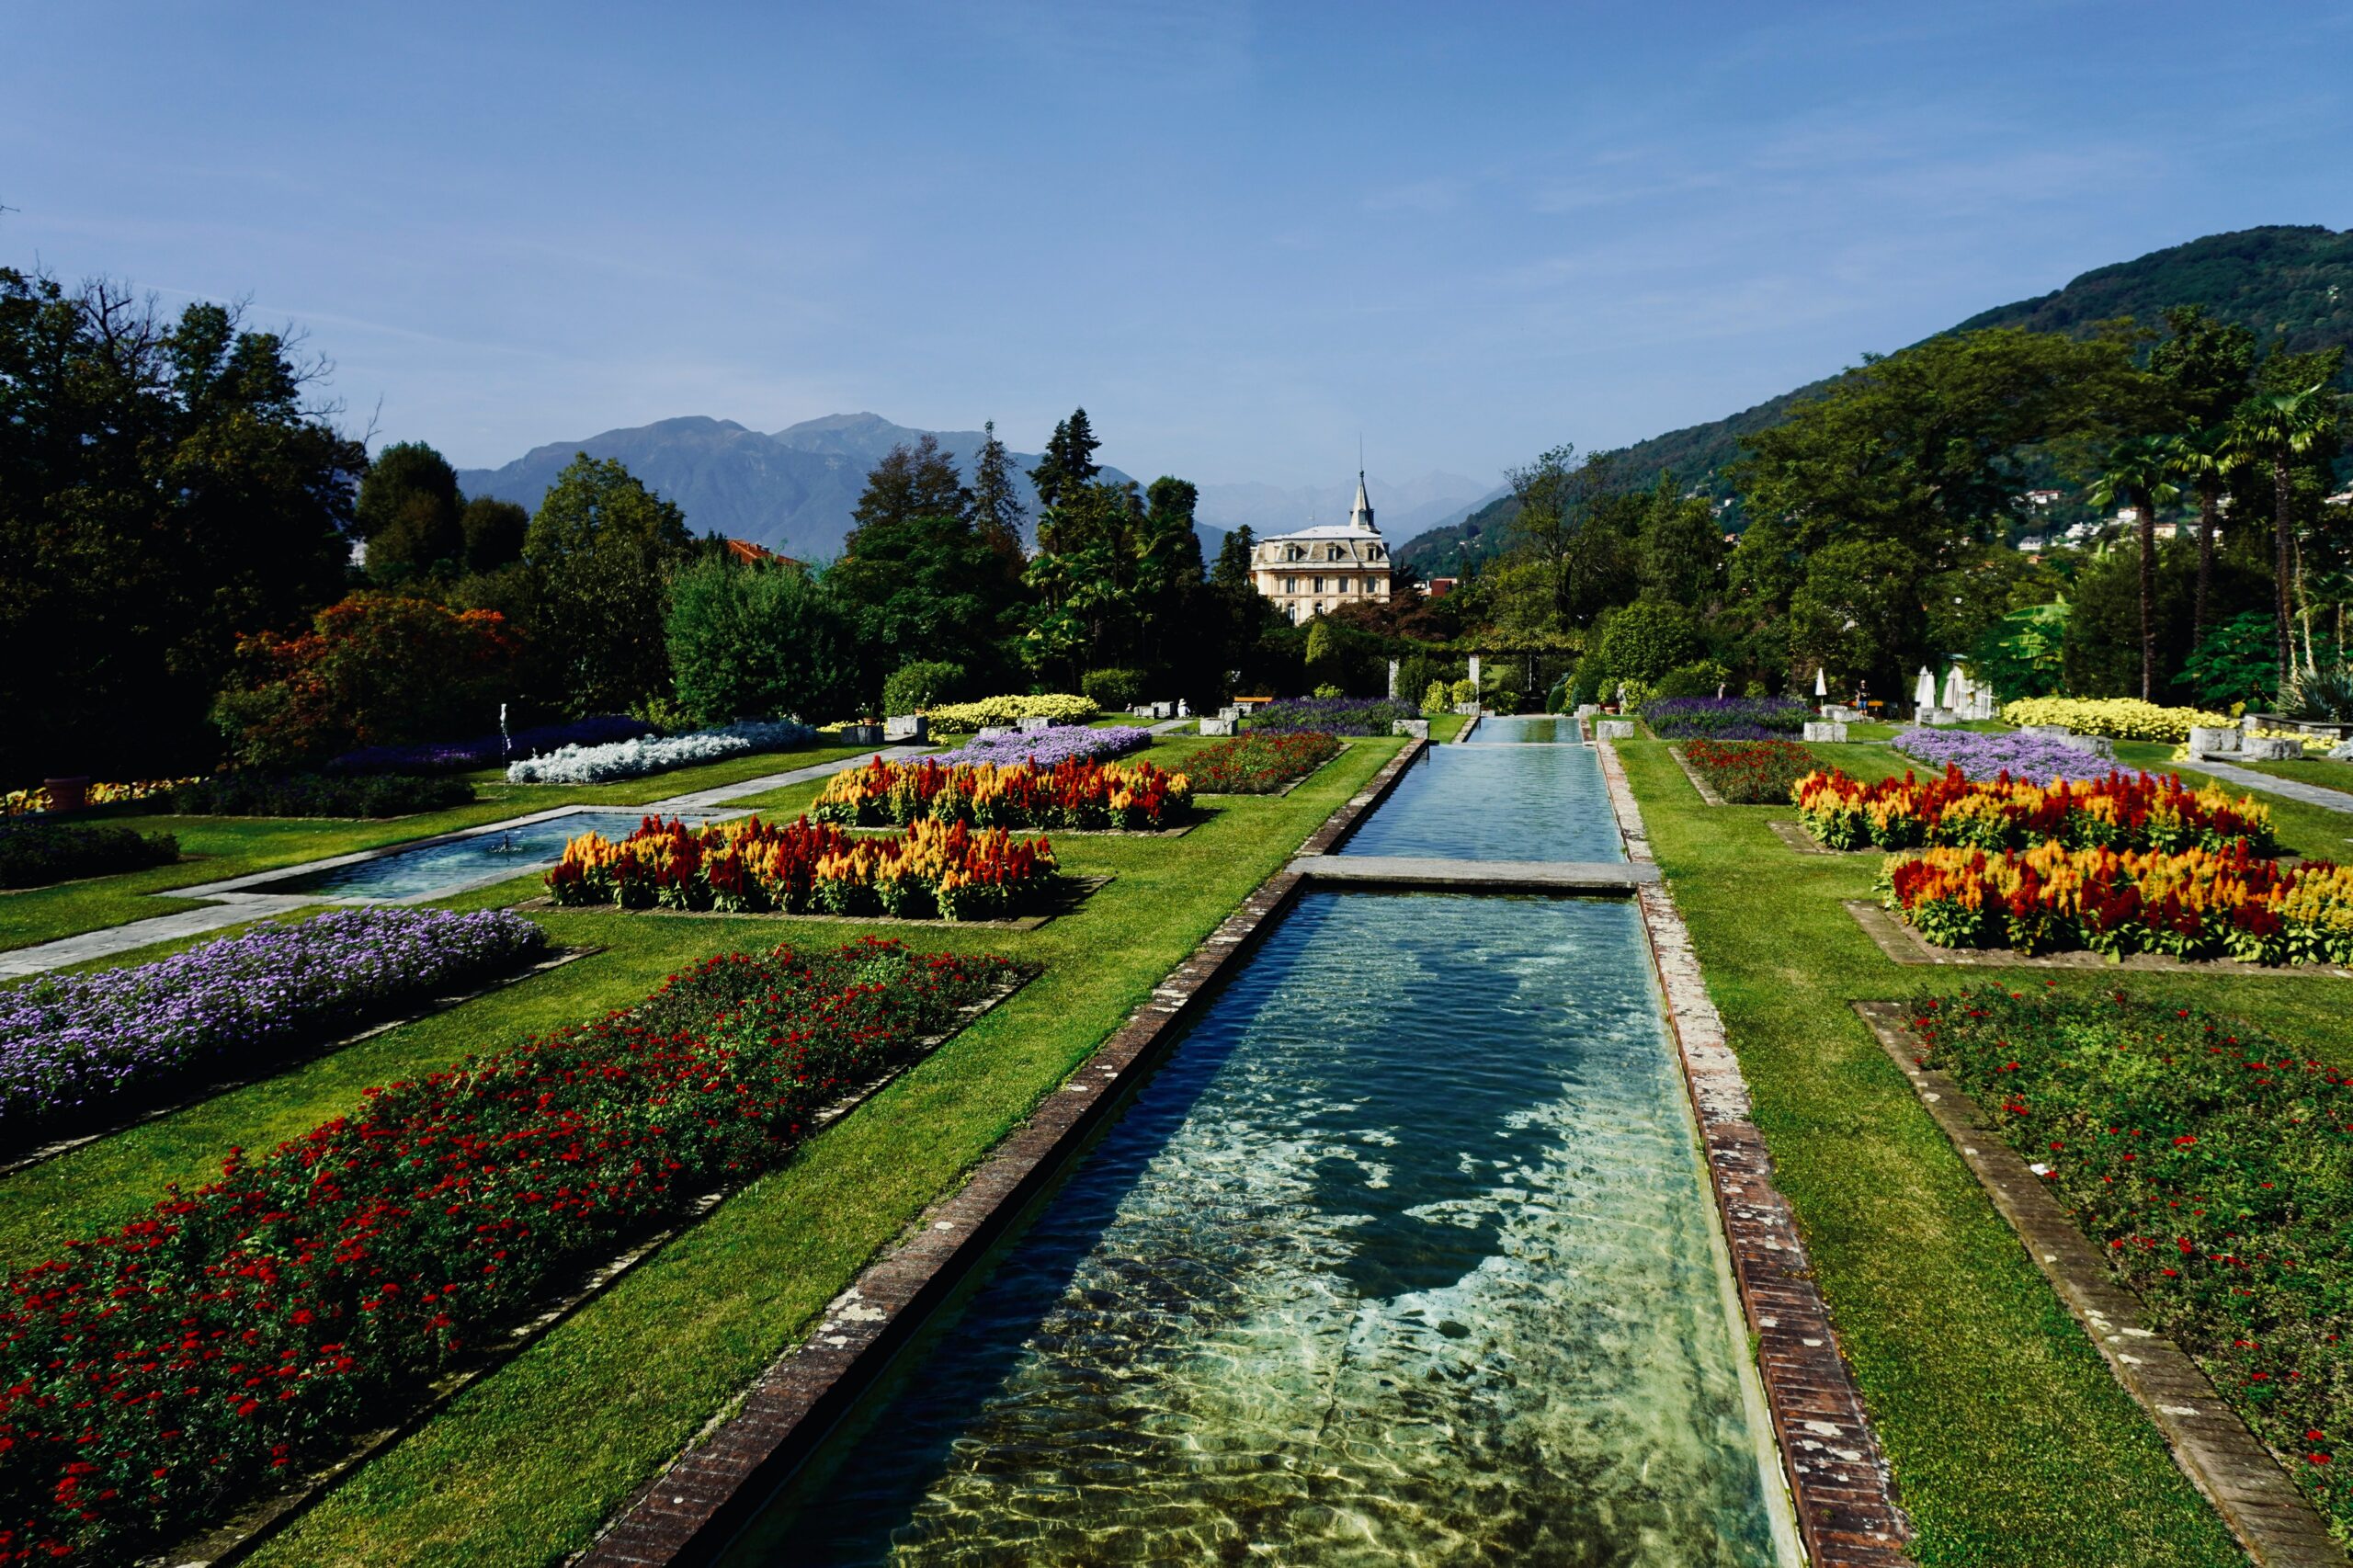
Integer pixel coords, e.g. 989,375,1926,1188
1287,545,1305,562
1327,546,1344,561
1334,577,1349,594
1313,575,1324,593
1282,576,1296,594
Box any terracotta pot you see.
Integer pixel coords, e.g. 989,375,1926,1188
43,776,91,813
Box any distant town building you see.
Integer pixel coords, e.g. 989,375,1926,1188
726,539,803,569
2016,535,2048,552
2021,488,2064,508
1427,576,1458,597
1251,472,1392,622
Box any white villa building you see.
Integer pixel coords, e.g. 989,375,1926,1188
1251,472,1393,622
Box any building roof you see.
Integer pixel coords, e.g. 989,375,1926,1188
1263,524,1388,543
726,538,803,569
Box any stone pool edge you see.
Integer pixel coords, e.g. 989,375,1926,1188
572,739,1431,1568
1595,738,1919,1568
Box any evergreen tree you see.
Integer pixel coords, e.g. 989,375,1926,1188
459,496,529,574
1635,472,1727,610
850,434,970,534
522,454,693,712
1029,406,1101,510
1211,524,1257,594
356,442,464,583
969,419,1028,559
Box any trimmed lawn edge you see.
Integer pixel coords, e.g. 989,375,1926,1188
1845,899,2353,980
574,739,1431,1567
1851,1001,2346,1568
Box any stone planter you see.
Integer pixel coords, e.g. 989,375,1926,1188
1453,702,1481,717
42,776,90,813
976,725,1015,742
1218,706,1241,722
1574,703,1602,720
1391,719,1429,739
1594,720,1636,741
1150,701,1175,720
1197,717,1236,736
1802,721,1847,743
2187,725,2240,757
2244,736,2303,761
1019,715,1054,733
883,714,928,742
840,724,885,745
2059,733,2117,760
2248,713,2353,740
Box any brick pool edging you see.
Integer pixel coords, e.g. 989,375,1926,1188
1594,739,1919,1568
574,738,1431,1567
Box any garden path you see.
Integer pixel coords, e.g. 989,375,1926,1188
638,744,932,812
2175,757,2353,815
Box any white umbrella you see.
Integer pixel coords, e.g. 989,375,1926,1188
1915,666,1937,712
1942,665,1966,710
1813,666,1827,699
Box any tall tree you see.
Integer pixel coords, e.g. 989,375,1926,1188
2163,426,2245,639
0,268,361,777
969,419,1028,559
2148,304,2257,430
1029,407,1101,511
355,440,463,583
522,453,692,712
2226,383,2339,679
665,555,853,724
828,507,1027,696
2086,435,2182,700
850,434,970,535
459,496,529,574
1635,472,1728,609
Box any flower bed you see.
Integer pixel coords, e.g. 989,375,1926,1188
1643,696,1810,741
0,909,547,1148
0,822,178,890
1893,727,2113,784
545,814,1056,921
2171,728,2341,762
812,756,1191,832
2,779,193,816
931,725,1151,767
2000,697,2231,744
1250,697,1418,735
924,694,1097,733
167,772,474,819
329,714,646,775
1681,738,1817,804
1796,767,2277,856
0,937,1012,1562
1187,731,1343,793
505,719,813,785
1880,842,2353,963
1902,986,2353,1538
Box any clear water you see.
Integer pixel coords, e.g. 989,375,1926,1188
1473,715,1573,744
248,809,687,900
1339,744,1623,862
731,893,1794,1567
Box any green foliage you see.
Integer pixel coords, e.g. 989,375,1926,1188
2060,541,2199,699
1024,472,1207,696
851,434,971,535
1079,666,1145,710
1594,600,1701,684
1652,660,1732,700
209,594,519,769
1311,682,1346,699
831,505,1026,699
1787,540,1924,692
2281,663,2353,722
358,442,465,584
665,557,853,725
1028,407,1101,512
883,660,967,717
1302,618,1340,690
1420,679,1451,715
0,272,363,778
1394,653,1445,708
524,454,693,714
2180,611,2282,710
968,420,1027,558
168,772,472,818
1970,601,2071,700
1447,677,1477,707
459,497,529,574
1636,473,1727,608
0,820,177,890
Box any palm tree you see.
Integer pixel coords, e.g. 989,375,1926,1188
2162,426,2245,641
2087,435,2183,700
2225,384,2339,684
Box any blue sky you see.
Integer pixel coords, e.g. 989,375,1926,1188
6,1,2348,489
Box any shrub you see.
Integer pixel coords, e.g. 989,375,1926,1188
168,772,474,819
811,755,1191,832
1680,738,1816,804
1881,843,2353,962
547,815,1055,921
1395,654,1445,709
1447,678,1478,707
1643,697,1808,741
1901,986,2353,1538
1078,667,1146,711
1651,660,1732,701
1188,732,1343,793
1793,767,2276,855
210,593,519,768
2000,697,2231,744
2,779,191,816
925,695,1098,733
2282,665,2353,723
0,937,1009,1562
665,556,855,727
1613,677,1655,714
1595,601,1701,684
505,719,813,785
0,821,177,890
1420,680,1450,716
885,660,967,717
0,908,544,1147
330,714,647,775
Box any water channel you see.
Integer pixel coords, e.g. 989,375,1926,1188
723,736,1798,1566
243,808,716,902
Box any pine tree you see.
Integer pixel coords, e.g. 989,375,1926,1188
970,419,1028,559
1029,407,1102,510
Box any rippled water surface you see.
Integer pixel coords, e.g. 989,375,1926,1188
252,809,694,900
1339,744,1622,862
733,893,1794,1567
1473,715,1573,744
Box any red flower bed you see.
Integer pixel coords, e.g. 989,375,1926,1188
1187,731,1342,794
1681,737,1817,804
0,938,1016,1563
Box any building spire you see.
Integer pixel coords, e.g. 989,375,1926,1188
1349,444,1376,533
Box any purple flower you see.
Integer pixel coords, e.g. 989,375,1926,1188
1252,698,1418,736
1893,727,2112,784
1642,697,1811,741
932,726,1153,767
0,908,547,1142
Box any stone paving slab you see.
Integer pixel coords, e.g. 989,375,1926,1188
643,744,932,810
2175,756,2353,816
1768,818,1876,857
0,892,316,978
1288,854,1657,891
1854,1001,2348,1568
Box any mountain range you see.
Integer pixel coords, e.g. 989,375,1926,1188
1397,223,2353,576
454,411,1497,562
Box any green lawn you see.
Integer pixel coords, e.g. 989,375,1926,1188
2226,756,2353,798
1618,733,2353,1565
0,741,877,952
0,737,1404,1566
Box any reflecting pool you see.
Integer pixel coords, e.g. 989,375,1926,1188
245,809,703,901
729,893,1796,1567
1472,714,1574,744
1339,744,1622,862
